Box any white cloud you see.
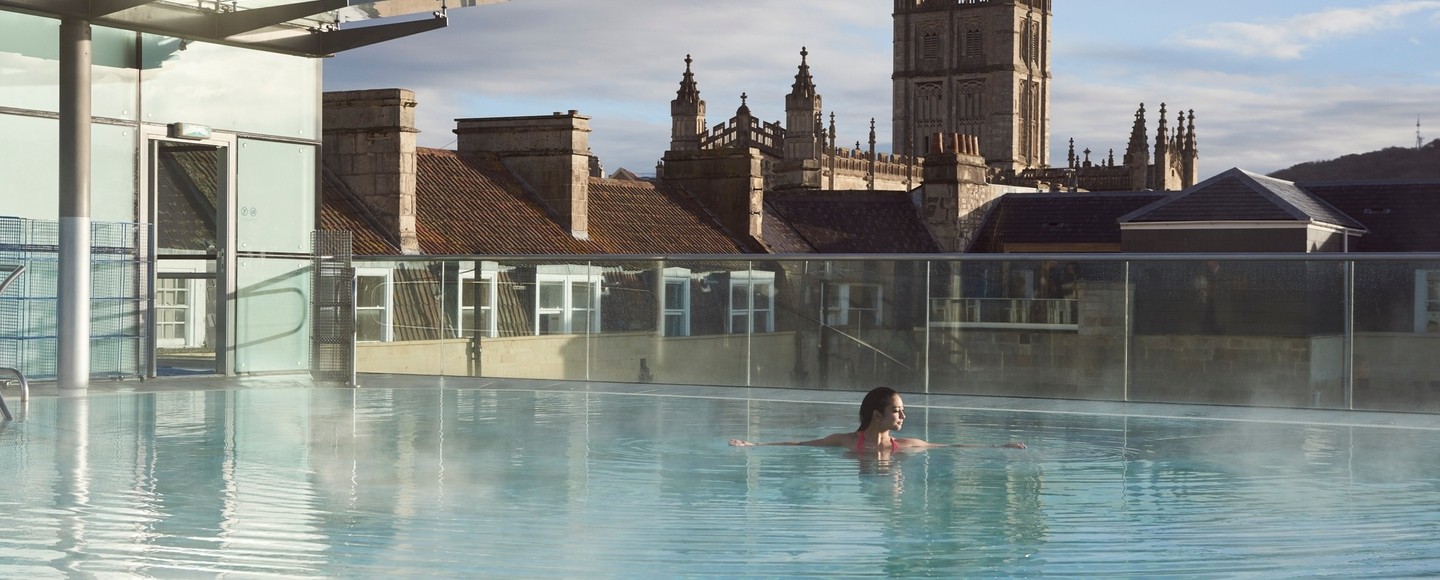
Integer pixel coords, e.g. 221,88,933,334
1173,1,1440,59
327,1,1440,179
1053,69,1440,177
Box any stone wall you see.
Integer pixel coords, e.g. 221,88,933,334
357,331,800,387
454,111,592,239
1354,333,1440,412
322,88,419,253
660,148,765,242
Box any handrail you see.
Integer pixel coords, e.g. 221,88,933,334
0,368,26,404
0,264,23,296
0,264,27,418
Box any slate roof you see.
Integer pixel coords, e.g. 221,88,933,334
969,191,1170,252
1301,179,1440,252
762,191,940,253
326,148,754,256
1120,168,1365,230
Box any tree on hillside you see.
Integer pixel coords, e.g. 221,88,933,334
1269,139,1440,182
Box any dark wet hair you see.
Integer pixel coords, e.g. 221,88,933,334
858,387,899,431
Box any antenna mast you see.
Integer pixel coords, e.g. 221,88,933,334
1420,117,1425,150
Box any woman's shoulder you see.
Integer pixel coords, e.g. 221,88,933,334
817,431,859,446
891,436,932,448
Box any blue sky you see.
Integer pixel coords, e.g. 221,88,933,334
325,0,1440,180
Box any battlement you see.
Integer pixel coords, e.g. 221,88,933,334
700,117,783,158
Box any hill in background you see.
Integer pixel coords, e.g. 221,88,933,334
1269,139,1440,182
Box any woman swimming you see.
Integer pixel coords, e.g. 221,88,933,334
728,387,1026,450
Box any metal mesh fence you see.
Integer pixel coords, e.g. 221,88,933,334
311,230,355,384
0,216,148,380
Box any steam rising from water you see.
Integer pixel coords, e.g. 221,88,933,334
0,387,1436,577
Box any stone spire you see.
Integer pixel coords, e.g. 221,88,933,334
1174,108,1186,150
674,54,700,104
1124,103,1150,190
788,46,818,102
669,54,707,152
1182,109,1199,187
784,47,823,161
1185,109,1198,153
1124,103,1148,162
867,117,877,190
1154,103,1170,157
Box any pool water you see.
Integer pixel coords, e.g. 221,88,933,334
1,385,1438,577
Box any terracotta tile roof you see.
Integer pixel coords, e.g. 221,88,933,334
319,168,401,255
586,177,756,254
1301,179,1440,252
763,191,940,253
970,191,1169,252
328,148,756,256
414,149,599,255
1121,168,1364,230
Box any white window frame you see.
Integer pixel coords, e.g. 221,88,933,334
457,266,499,339
728,270,776,334
154,276,192,347
355,267,394,343
155,261,211,349
662,267,691,337
825,283,884,328
534,265,603,336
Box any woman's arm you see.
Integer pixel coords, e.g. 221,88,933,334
895,438,1026,449
729,432,852,447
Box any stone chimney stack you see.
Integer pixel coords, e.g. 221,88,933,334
455,111,592,240
920,133,996,253
322,88,421,254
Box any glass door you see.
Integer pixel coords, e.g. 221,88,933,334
145,134,234,376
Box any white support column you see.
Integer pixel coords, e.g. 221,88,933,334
58,18,92,392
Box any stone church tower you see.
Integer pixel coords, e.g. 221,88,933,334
892,0,1052,172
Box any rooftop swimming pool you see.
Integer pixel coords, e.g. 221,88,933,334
1,378,1438,577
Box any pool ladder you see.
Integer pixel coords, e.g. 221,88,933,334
0,265,28,421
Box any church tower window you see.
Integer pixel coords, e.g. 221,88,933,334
922,31,940,62
963,27,983,58
1029,20,1041,65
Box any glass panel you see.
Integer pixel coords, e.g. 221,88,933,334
237,140,315,253
0,114,57,219
235,257,310,373
1130,259,1344,408
538,282,564,310
154,141,221,256
0,116,137,222
1352,260,1440,412
356,310,384,342
571,281,592,312
731,284,749,310
94,124,138,222
0,14,139,119
356,276,386,309
141,35,319,139
538,312,561,335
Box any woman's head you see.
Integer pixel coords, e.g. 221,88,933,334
858,387,900,431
